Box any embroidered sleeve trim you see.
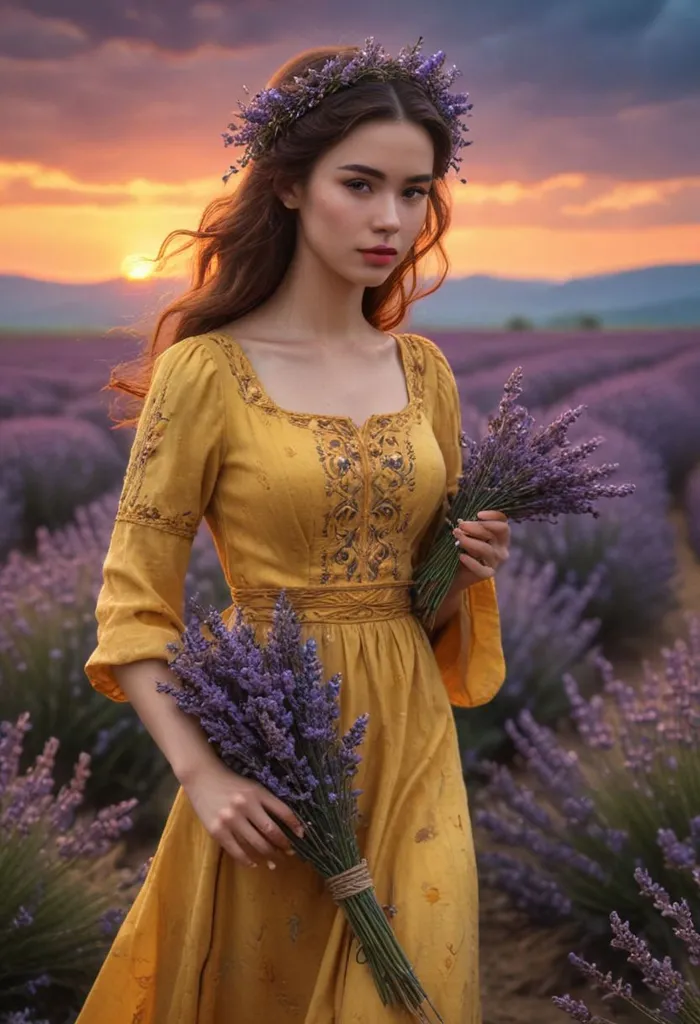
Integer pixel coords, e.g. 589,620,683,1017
115,346,202,541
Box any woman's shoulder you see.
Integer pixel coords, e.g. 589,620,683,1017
152,333,233,387
400,331,454,386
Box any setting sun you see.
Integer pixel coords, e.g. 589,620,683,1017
121,253,157,280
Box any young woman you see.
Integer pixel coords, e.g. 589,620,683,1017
77,38,510,1024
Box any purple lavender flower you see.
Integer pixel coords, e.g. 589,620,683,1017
99,907,127,937
635,867,700,967
1,713,137,850
0,713,143,1016
609,912,685,1014
476,617,700,977
0,415,125,547
159,593,368,826
12,906,33,928
0,367,63,419
476,850,572,921
556,870,699,1024
0,1012,51,1024
511,416,677,644
657,828,697,870
551,994,596,1022
23,973,52,997
457,550,602,763
63,391,136,460
1,485,226,823
459,340,694,415
158,591,439,1018
413,366,635,627
221,36,472,182
563,346,700,488
459,401,488,448
0,491,172,816
566,953,633,1000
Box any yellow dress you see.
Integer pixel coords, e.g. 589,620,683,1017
77,330,505,1024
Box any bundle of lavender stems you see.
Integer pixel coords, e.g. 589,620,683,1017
413,366,636,631
158,593,443,1023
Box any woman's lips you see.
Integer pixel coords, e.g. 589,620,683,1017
359,250,396,265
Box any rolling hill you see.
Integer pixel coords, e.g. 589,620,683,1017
1,262,698,331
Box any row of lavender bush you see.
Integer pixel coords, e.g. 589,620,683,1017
0,471,679,790
0,327,697,1019
436,328,698,377
0,480,610,1017
0,403,686,806
455,413,680,763
0,417,128,560
457,333,700,416
0,334,138,561
558,345,700,490
472,614,700,1023
0,712,146,1022
0,491,230,821
507,415,679,649
3,613,698,1022
0,489,605,793
3,329,694,390
455,551,603,764
2,332,697,565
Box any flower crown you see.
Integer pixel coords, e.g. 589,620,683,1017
220,36,473,186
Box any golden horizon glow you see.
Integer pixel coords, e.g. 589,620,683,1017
121,254,158,280
1,159,699,284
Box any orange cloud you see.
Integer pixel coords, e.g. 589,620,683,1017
439,224,700,281
453,173,587,207
562,176,700,216
0,160,219,205
0,162,698,284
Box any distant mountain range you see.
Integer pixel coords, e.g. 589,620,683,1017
1,263,698,331
409,263,700,328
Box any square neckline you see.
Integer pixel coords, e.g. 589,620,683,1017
212,330,416,434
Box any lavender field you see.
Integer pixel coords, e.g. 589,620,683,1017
2,326,700,1024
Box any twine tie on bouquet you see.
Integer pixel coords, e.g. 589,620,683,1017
326,859,375,903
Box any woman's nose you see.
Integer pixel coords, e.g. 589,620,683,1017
371,200,401,233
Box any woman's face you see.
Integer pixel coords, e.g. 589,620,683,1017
282,119,435,286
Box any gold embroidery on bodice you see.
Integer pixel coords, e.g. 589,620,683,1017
214,333,427,584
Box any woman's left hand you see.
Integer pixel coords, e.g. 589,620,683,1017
451,510,510,590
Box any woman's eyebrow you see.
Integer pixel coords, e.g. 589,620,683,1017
337,163,433,184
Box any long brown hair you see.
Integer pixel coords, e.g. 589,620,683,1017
108,42,456,427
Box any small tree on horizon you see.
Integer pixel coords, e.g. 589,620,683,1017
576,313,603,330
504,315,534,331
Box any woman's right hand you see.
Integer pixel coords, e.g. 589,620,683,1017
180,759,305,869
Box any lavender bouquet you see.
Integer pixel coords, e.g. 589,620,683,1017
157,592,443,1023
413,367,636,629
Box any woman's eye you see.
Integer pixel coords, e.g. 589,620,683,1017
345,180,428,199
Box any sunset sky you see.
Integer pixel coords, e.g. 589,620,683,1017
2,0,699,284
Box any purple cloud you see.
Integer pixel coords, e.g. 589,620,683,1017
1,1,699,190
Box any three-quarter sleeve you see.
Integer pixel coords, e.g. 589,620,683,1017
427,342,506,708
85,337,227,702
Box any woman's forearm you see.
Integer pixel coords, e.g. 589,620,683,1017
431,584,463,635
113,659,220,785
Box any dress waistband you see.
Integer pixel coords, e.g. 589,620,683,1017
229,582,414,624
